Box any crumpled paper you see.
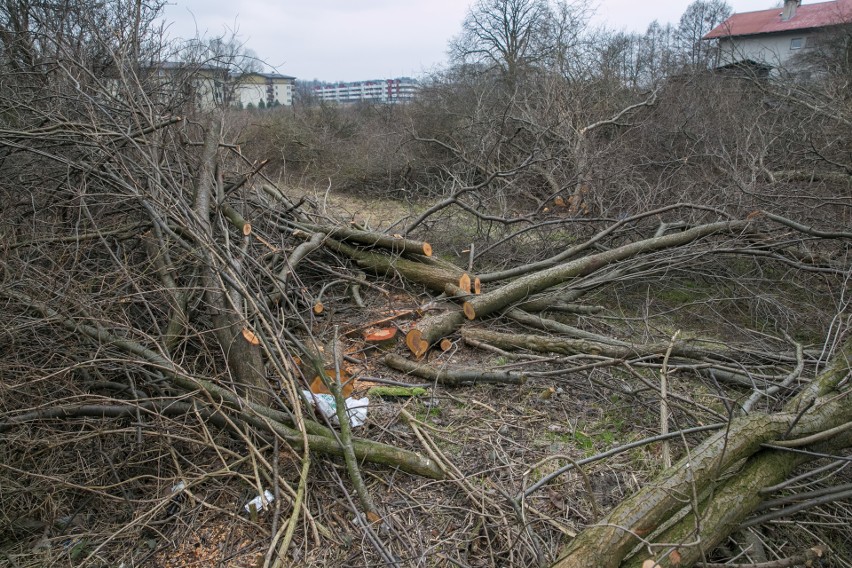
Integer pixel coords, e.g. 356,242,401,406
302,390,369,428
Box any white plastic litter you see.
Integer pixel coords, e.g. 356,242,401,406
244,489,274,513
302,390,369,428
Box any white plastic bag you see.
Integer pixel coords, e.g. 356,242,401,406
302,390,369,428
244,489,274,513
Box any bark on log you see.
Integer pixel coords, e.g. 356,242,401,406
319,237,465,294
622,433,851,568
503,309,628,346
384,353,526,386
515,297,604,315
461,328,724,362
552,337,852,568
297,221,433,257
408,220,750,354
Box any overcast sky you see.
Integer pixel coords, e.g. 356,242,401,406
161,0,781,82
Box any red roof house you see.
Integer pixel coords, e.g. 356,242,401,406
703,0,852,73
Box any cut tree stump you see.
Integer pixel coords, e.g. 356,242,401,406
309,368,354,398
405,311,467,358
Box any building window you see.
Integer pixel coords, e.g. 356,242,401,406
790,37,804,50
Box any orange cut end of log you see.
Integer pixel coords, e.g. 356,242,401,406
439,338,452,351
313,302,324,315
462,302,476,320
669,549,682,565
405,329,422,353
406,329,429,358
309,368,353,398
422,242,433,257
241,327,261,345
364,327,397,343
554,195,566,207
473,277,481,295
242,223,252,236
459,273,471,294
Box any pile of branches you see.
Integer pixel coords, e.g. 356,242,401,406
1,3,851,566
2,94,851,562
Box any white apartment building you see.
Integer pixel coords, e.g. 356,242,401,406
313,78,419,104
145,63,296,109
233,72,296,108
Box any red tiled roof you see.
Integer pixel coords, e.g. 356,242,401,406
704,0,852,39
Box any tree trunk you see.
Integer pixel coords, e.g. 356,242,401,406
552,337,852,568
622,433,852,568
461,327,727,361
319,236,470,295
193,118,268,403
408,220,750,355
384,353,526,386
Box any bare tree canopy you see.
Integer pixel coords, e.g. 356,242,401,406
449,0,588,82
677,0,733,68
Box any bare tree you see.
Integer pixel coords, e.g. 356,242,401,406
677,0,732,69
449,0,588,85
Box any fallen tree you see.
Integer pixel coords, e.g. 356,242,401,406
553,336,852,568
406,219,751,354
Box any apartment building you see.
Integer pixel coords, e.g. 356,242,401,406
233,72,296,108
145,63,295,109
313,78,419,104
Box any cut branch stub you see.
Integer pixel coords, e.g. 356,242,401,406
310,368,354,398
462,302,476,320
241,327,261,345
459,273,471,293
463,302,476,320
220,201,251,235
